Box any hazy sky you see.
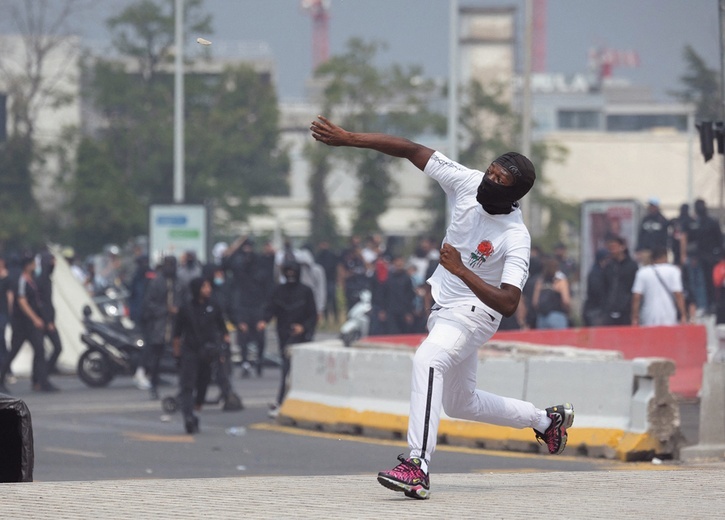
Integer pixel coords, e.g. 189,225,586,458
2,0,721,101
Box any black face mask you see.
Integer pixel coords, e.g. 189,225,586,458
476,178,515,215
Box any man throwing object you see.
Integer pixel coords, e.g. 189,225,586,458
310,116,573,500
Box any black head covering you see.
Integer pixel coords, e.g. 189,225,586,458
40,251,55,275
476,152,536,214
20,253,35,269
161,256,177,279
189,276,206,302
282,261,301,284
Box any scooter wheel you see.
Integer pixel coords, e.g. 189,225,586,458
77,349,114,388
162,396,178,414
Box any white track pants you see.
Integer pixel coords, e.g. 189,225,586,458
407,305,542,463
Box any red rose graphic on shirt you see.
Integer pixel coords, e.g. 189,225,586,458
469,240,494,268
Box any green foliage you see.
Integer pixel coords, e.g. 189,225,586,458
457,80,519,167
107,0,211,81
0,136,44,248
304,139,339,247
314,38,445,237
67,0,290,251
63,138,147,256
669,44,720,120
185,64,290,224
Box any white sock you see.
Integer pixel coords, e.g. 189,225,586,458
419,459,429,474
134,367,146,378
536,411,552,433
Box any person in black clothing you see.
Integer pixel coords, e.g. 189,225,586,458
685,199,723,314
0,254,58,393
582,249,609,326
669,203,692,268
139,256,184,399
315,240,340,324
340,239,369,312
172,277,230,433
0,256,11,377
602,236,639,326
200,263,239,409
128,255,154,327
636,198,669,259
223,237,267,377
379,256,416,334
36,252,63,375
257,262,317,417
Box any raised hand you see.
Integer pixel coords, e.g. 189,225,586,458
310,115,350,147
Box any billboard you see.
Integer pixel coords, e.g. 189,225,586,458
149,204,209,264
580,199,641,298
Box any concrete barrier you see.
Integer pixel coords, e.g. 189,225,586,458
371,324,707,398
279,340,680,461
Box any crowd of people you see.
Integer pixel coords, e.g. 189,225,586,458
1,194,721,433
511,197,724,332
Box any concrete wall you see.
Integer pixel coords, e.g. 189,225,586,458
280,340,680,461
541,131,716,216
370,324,708,399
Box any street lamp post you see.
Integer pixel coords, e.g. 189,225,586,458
520,0,533,230
173,0,185,203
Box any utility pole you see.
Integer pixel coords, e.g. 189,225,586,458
173,0,185,203
445,0,459,225
720,0,725,225
447,0,459,164
520,0,533,229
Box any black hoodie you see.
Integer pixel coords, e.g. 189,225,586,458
262,263,317,346
37,252,56,324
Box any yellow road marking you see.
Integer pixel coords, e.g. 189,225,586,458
44,447,106,458
122,431,195,443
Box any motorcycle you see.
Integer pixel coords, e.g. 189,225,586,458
339,289,372,347
77,305,175,388
92,285,129,320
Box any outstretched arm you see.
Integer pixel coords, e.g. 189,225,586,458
310,115,435,171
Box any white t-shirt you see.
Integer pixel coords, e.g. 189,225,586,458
631,263,683,326
424,152,531,320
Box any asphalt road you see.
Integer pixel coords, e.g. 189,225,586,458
3,356,680,483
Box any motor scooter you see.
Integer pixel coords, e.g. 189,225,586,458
77,305,175,387
339,289,372,347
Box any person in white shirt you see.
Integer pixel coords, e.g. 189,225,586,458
631,246,687,326
311,116,573,500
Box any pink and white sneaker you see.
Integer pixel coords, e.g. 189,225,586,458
377,454,430,499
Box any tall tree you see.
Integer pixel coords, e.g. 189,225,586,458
69,0,290,251
669,44,720,120
184,64,290,226
314,38,445,237
0,0,87,248
304,137,339,247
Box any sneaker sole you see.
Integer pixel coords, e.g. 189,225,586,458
561,403,575,428
377,475,430,499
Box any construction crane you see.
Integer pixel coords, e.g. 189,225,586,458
300,0,331,70
532,0,547,73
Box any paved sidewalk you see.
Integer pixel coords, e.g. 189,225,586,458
2,464,725,519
